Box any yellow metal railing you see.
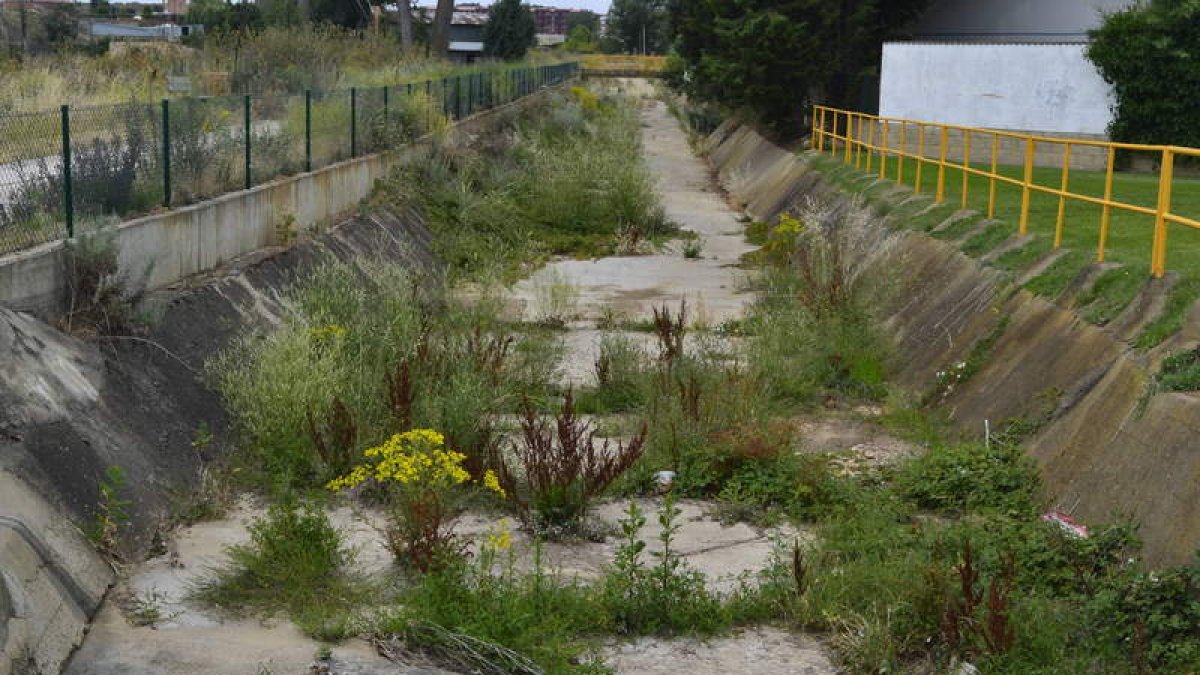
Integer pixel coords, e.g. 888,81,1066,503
811,105,1200,278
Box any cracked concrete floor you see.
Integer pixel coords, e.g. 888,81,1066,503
64,98,837,675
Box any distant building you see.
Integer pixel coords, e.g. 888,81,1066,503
879,0,1137,137
164,0,188,17
447,5,487,62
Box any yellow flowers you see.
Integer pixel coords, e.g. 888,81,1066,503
775,212,805,236
310,324,349,341
569,86,601,113
485,518,513,551
327,428,508,498
482,469,506,498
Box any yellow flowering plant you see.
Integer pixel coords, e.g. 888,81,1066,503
327,429,504,572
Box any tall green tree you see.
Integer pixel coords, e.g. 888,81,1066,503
310,0,371,29
607,0,667,54
482,0,535,60
667,0,928,134
1087,0,1200,147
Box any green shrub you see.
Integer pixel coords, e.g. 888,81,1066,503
193,502,362,636
601,498,729,636
1088,1,1200,147
897,442,1040,516
210,261,558,488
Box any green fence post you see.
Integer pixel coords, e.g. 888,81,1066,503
61,104,73,239
305,90,312,172
350,87,358,157
161,98,171,208
243,94,252,190
383,85,390,143
455,76,462,119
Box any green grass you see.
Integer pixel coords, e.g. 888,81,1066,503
1137,277,1200,348
1077,266,1145,325
1155,348,1200,391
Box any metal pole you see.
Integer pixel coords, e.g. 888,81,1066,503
383,85,389,141
305,90,312,172
350,87,357,157
243,94,251,190
161,99,171,208
61,104,73,238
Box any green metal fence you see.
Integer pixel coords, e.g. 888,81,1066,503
0,62,579,256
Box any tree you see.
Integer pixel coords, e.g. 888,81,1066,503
42,4,79,47
607,0,667,54
482,0,535,60
186,0,264,32
431,0,453,56
259,0,303,26
310,0,371,29
562,23,597,52
1087,0,1200,147
666,0,929,135
397,0,414,49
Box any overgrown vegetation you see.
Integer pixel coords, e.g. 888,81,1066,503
199,91,1200,674
193,502,365,637
373,87,673,279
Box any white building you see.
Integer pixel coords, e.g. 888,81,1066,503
879,0,1137,137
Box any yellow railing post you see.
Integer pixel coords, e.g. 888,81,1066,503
856,116,864,169
898,122,907,184
961,130,971,209
1054,144,1072,249
1019,138,1036,236
1152,148,1175,278
879,120,889,178
915,125,925,194
817,107,826,153
988,134,999,219
936,126,948,203
844,112,853,164
1098,146,1115,263
866,119,875,173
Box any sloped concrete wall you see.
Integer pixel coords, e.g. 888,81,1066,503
705,120,1200,566
0,208,439,674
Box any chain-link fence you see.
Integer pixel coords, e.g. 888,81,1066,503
0,62,579,256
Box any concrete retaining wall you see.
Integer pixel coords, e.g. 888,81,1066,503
0,89,553,317
705,120,1200,567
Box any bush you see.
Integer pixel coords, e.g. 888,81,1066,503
897,442,1040,516
495,392,646,536
210,261,558,489
327,429,505,571
1087,1,1200,147
193,502,362,635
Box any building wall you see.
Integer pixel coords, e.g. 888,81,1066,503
910,0,1136,42
879,42,1115,136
